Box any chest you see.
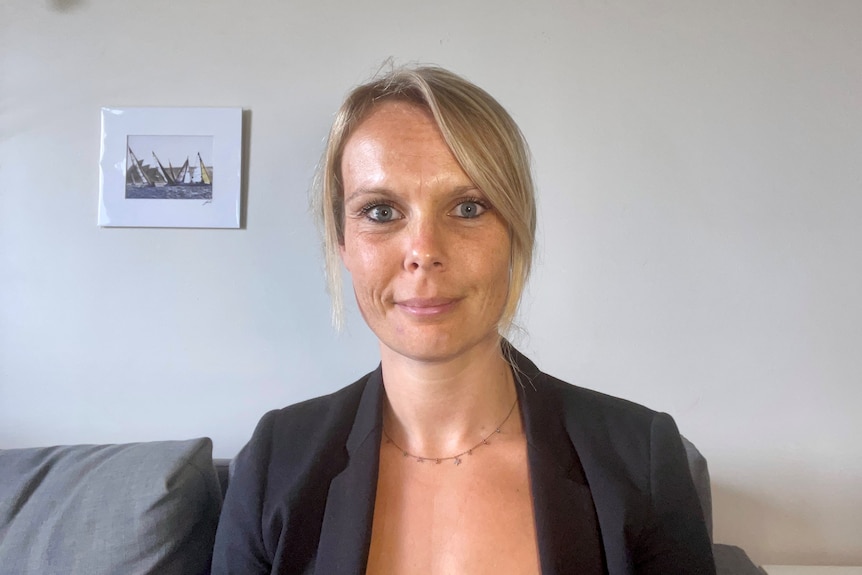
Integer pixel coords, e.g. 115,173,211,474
365,438,540,575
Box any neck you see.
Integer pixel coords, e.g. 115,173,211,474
379,336,519,458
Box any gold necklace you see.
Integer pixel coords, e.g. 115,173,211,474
382,397,518,466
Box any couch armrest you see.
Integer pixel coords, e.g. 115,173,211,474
714,543,766,575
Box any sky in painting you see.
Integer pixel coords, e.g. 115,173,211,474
127,135,214,167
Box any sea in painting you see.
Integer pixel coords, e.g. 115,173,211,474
125,184,213,200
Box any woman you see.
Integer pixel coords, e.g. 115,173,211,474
212,66,715,575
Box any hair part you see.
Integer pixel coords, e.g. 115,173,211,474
314,65,536,333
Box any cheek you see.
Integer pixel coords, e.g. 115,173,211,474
344,226,403,272
477,230,511,272
464,247,510,296
487,241,513,297
343,239,394,298
340,228,373,275
346,243,383,280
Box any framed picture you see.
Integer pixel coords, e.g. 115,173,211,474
98,107,242,228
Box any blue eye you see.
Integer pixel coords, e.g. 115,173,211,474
453,200,486,219
364,204,402,222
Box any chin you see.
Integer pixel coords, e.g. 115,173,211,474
379,325,500,364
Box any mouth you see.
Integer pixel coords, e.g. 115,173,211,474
395,297,459,317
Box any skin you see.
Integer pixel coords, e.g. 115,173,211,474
339,101,540,575
339,101,512,367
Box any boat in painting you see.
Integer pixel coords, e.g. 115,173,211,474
197,152,212,184
125,147,213,200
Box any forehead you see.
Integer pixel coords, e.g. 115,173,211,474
343,101,451,160
341,101,465,187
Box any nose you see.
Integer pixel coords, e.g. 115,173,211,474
404,219,445,272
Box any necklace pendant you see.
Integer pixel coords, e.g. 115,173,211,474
454,457,462,465
435,459,441,464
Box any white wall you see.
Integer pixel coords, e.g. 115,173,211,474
2,0,860,566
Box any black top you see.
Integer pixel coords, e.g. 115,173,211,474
212,346,715,575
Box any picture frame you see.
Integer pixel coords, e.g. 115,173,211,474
98,107,242,228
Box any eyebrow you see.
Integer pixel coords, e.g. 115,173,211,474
344,184,482,204
344,187,393,204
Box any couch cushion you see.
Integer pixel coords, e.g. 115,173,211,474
0,438,222,575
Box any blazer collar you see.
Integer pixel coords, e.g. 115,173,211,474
314,366,384,575
509,344,607,575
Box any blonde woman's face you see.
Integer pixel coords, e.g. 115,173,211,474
339,101,511,362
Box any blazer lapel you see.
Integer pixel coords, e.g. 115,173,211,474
512,347,607,575
313,368,384,575
312,349,607,575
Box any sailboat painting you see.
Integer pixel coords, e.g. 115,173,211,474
99,107,241,228
125,135,214,199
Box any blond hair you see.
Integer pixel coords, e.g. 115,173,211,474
315,65,536,332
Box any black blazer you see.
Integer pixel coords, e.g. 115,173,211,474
212,347,715,575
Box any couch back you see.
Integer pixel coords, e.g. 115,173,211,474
213,457,232,498
0,438,221,575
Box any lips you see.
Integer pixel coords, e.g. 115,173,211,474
395,297,459,316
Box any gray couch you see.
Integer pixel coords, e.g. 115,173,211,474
0,439,221,575
0,437,763,574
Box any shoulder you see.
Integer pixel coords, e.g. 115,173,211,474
512,344,661,442
532,364,700,523
511,345,684,480
511,347,714,573
542,372,669,442
541,370,683,463
214,370,381,572
255,374,370,440
232,372,376,490
542,371,657,421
